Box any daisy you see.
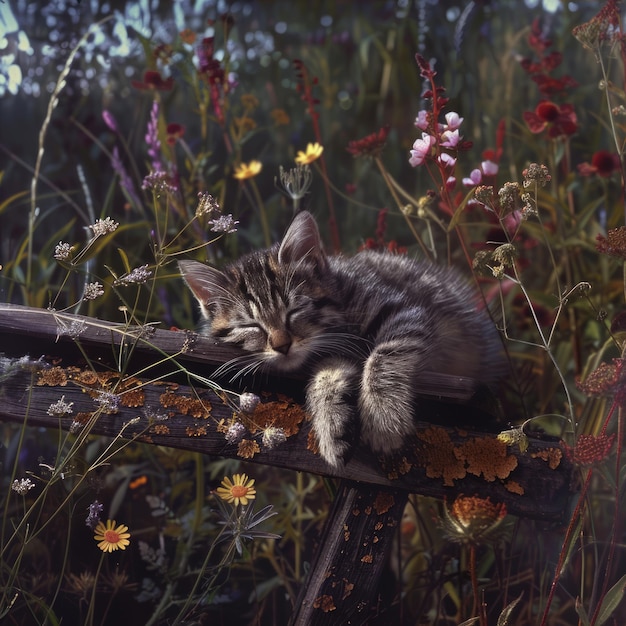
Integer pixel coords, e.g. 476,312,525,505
295,142,324,165
233,160,263,180
216,473,257,506
94,520,131,553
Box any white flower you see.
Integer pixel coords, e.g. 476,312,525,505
114,265,152,286
47,395,74,417
83,282,104,300
54,241,73,261
90,217,119,237
209,214,239,233
12,478,35,495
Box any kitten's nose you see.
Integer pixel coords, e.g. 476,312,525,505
269,330,292,355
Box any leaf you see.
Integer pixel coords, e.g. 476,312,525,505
596,573,626,625
497,592,523,625
458,618,479,626
575,597,591,626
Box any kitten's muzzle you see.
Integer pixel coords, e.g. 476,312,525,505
269,329,292,355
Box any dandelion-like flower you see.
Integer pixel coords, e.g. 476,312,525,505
83,282,104,301
295,142,324,165
233,160,263,180
277,164,313,201
94,519,131,552
54,242,73,261
90,217,119,237
216,473,257,506
12,478,35,495
47,395,74,417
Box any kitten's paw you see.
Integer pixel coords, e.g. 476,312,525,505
359,345,417,455
306,359,359,468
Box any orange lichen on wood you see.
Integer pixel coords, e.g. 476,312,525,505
237,439,260,459
37,366,68,386
159,391,211,418
313,595,336,612
373,492,395,515
504,480,525,495
239,395,306,437
531,447,562,469
360,554,373,563
185,425,207,437
456,436,518,481
416,426,467,486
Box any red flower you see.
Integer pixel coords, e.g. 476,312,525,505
131,70,174,91
578,150,621,177
346,126,390,158
523,100,577,138
166,123,185,146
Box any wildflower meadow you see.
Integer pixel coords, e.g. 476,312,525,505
2,1,626,624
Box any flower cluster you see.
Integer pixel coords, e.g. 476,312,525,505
12,478,35,495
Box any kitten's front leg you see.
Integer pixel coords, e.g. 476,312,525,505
359,340,421,456
306,358,360,468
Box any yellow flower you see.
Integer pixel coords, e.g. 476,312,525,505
216,473,257,506
233,160,262,180
295,142,324,165
94,520,131,553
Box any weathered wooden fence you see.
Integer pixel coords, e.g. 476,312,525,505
0,303,573,625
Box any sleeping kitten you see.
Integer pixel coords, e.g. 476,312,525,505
179,211,503,468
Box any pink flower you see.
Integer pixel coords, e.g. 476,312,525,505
481,160,499,176
414,110,429,130
462,168,483,186
440,129,460,147
409,133,436,167
444,111,463,130
438,152,457,168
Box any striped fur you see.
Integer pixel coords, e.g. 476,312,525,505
179,211,503,467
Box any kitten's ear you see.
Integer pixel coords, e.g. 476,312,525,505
178,260,226,315
278,211,327,268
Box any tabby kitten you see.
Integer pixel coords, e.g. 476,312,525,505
179,211,502,468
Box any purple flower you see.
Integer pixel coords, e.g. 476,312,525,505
414,110,429,130
102,110,119,133
111,147,141,208
145,99,162,172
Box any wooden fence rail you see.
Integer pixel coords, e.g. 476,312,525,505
0,304,573,625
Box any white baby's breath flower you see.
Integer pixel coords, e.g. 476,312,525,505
239,392,260,413
12,478,35,495
114,264,153,286
225,421,246,444
262,426,287,450
83,282,104,301
195,192,220,218
47,395,74,417
93,390,120,413
90,217,119,237
54,241,73,261
208,214,239,233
